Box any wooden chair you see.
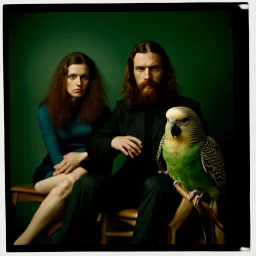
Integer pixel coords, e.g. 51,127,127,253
100,208,183,244
100,209,138,244
100,202,208,245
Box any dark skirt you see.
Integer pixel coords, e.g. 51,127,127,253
33,155,54,185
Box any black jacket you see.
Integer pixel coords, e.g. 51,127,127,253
85,96,206,178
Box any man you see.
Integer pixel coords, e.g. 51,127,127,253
57,40,206,244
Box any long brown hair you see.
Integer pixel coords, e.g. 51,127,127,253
122,40,181,109
41,52,105,127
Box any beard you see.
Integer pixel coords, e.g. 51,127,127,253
135,80,162,106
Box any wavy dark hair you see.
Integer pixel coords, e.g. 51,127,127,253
122,40,180,109
41,52,105,127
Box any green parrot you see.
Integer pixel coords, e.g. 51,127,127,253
157,106,226,244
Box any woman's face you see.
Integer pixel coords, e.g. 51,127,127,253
66,64,90,101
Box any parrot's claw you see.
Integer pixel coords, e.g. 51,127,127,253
188,190,203,208
193,195,201,208
173,180,181,187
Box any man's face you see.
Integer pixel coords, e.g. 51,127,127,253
66,64,90,101
133,52,163,98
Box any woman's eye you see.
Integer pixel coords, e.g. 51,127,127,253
182,118,188,123
69,75,76,79
82,75,89,80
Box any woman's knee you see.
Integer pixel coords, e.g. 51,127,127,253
34,174,67,194
34,180,51,194
34,181,43,193
50,178,74,199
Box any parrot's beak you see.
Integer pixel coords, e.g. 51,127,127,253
170,119,181,138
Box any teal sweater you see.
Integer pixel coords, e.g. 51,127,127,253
38,104,92,166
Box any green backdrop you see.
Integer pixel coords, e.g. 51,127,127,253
7,9,235,244
8,10,234,186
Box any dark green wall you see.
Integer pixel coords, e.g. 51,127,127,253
8,11,234,186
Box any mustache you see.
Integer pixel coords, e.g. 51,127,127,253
139,80,159,89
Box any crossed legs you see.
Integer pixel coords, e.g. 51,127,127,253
13,167,87,245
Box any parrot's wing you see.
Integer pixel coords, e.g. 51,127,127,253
156,134,166,171
201,136,227,197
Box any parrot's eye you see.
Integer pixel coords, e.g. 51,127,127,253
181,118,188,123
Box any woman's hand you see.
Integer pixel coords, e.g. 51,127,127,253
111,136,142,158
53,152,88,176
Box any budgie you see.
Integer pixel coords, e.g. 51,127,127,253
157,106,227,244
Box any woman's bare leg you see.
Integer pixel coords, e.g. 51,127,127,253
34,174,70,195
14,167,87,245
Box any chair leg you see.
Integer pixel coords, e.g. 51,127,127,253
12,192,19,205
100,215,108,244
168,198,194,244
167,226,177,244
213,200,226,244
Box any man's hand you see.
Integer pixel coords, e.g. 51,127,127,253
111,136,142,158
53,152,88,176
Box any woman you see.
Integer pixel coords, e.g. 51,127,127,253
14,52,111,245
